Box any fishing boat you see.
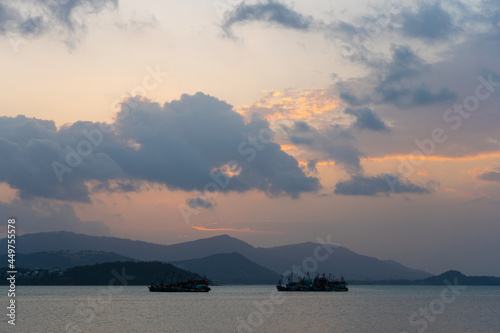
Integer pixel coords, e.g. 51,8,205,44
148,278,211,292
276,272,348,292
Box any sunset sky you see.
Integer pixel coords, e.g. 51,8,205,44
0,0,499,276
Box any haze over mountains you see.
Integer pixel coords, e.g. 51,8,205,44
1,232,431,282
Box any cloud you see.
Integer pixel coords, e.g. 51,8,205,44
221,0,313,36
0,0,118,48
383,44,427,83
186,195,215,209
235,89,369,176
114,11,158,32
322,1,500,158
282,121,363,175
0,120,122,202
339,92,370,107
361,44,458,108
410,86,458,105
289,135,313,145
477,170,500,183
287,121,314,144
376,45,451,105
0,198,110,236
0,93,320,202
344,108,389,132
334,174,434,196
331,45,458,109
306,159,318,175
90,180,141,193
399,2,460,41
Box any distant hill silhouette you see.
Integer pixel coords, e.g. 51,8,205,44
1,250,134,269
350,270,500,285
0,261,203,286
172,252,280,285
260,242,431,280
422,270,500,285
1,231,431,280
0,231,170,261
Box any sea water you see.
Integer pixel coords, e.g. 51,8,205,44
2,285,499,332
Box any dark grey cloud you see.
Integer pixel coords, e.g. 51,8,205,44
324,4,400,67
289,135,313,145
477,170,500,183
221,0,313,36
334,174,434,196
400,2,459,41
333,45,457,109
306,159,317,175
90,180,141,193
326,1,466,64
292,121,312,132
384,45,427,83
374,44,425,105
0,198,110,236
411,86,458,105
0,93,319,202
482,0,500,26
377,84,458,107
342,60,500,159
238,140,320,198
339,92,370,107
0,122,121,202
374,45,458,107
285,121,313,145
186,196,215,209
344,108,389,132
282,121,363,175
0,0,118,48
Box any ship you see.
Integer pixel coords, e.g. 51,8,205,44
148,278,211,292
276,272,348,292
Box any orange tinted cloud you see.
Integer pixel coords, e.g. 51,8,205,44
290,152,500,173
317,161,336,166
367,152,500,163
280,144,298,151
191,223,281,234
237,89,343,127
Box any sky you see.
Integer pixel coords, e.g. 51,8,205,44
0,0,499,276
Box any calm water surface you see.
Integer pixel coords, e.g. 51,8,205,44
2,285,499,332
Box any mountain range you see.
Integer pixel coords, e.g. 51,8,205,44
0,261,204,286
1,250,134,269
172,252,281,284
1,231,431,282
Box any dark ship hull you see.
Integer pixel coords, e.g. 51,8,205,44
276,273,348,292
148,285,210,292
148,279,210,292
276,285,348,292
